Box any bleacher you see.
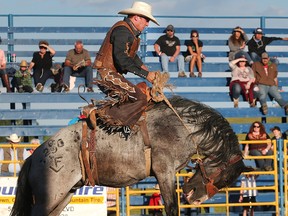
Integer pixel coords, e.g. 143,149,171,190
0,15,287,137
0,14,287,215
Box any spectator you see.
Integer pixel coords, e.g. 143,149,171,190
229,55,256,108
27,138,40,155
93,1,158,130
247,27,288,64
239,173,257,216
270,126,287,153
62,40,94,93
148,184,163,216
107,187,117,216
228,26,253,65
0,36,12,92
184,30,205,78
0,134,29,176
154,24,186,77
12,60,33,93
244,121,273,171
271,126,287,140
252,52,288,115
28,40,56,92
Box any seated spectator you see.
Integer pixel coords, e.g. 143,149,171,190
247,28,288,65
12,60,33,93
62,40,94,92
270,126,287,153
184,30,205,78
252,52,288,115
0,134,30,176
154,25,185,77
28,40,56,92
229,55,256,108
244,121,273,171
0,36,12,92
228,26,253,65
271,126,287,140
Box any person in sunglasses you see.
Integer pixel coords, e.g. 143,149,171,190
154,24,186,77
244,121,273,171
28,40,56,92
184,30,205,78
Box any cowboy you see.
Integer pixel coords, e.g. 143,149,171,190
0,134,24,176
93,1,159,129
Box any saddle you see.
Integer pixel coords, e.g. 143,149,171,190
79,71,170,186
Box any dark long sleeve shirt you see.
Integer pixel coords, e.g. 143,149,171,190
110,18,149,78
247,36,282,56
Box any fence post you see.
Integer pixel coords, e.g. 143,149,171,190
7,14,14,53
278,139,285,216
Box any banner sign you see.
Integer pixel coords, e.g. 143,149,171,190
0,177,107,216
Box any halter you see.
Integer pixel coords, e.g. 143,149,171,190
197,154,242,198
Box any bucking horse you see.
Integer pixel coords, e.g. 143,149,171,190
10,96,251,216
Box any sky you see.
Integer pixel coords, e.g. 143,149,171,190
1,0,288,18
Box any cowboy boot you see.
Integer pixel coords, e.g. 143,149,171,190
1,74,12,92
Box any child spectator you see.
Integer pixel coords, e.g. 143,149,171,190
239,173,257,216
148,184,163,216
12,60,33,93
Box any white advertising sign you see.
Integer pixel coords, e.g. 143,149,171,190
0,177,107,216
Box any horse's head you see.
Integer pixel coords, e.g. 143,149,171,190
182,155,253,205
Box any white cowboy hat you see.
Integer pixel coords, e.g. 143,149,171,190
6,133,21,143
118,1,159,26
154,184,160,190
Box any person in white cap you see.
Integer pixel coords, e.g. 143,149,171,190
0,133,24,176
93,1,159,132
247,27,288,65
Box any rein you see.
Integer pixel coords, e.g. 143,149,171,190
196,154,242,198
151,71,191,132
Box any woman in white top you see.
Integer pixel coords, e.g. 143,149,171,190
229,55,256,108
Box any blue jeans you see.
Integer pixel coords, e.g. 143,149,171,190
257,84,288,107
0,69,7,76
250,52,279,65
234,51,253,65
231,82,241,99
63,66,93,88
160,53,185,72
249,149,273,169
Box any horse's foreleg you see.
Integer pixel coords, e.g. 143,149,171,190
157,173,178,216
153,159,178,216
48,193,74,216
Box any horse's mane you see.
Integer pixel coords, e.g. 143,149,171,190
152,96,241,166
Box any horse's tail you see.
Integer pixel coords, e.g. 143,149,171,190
10,156,33,216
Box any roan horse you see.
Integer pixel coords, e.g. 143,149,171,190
10,96,251,216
